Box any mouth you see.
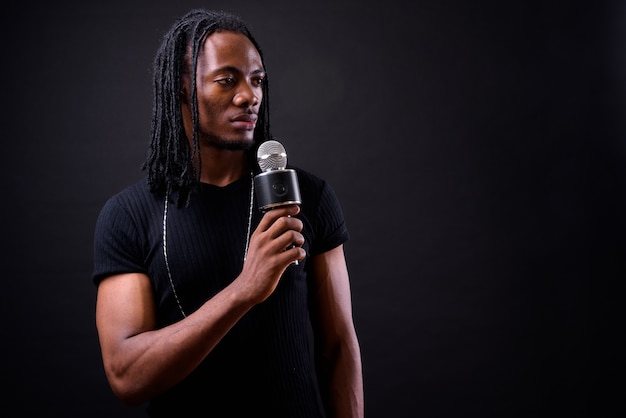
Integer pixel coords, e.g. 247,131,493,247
231,113,258,130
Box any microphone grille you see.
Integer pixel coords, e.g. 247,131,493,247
257,140,287,171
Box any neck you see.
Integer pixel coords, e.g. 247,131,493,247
198,147,251,186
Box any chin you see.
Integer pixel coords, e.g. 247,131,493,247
208,138,254,151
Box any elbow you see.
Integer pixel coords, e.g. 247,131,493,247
104,367,149,407
109,379,148,407
115,390,146,408
320,330,361,365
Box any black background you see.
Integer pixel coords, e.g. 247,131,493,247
3,0,625,417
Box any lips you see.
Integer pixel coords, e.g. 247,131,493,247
231,113,258,130
232,113,257,123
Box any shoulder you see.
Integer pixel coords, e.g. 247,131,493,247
289,166,345,219
290,166,344,207
104,178,155,207
291,166,329,197
290,166,349,253
96,178,160,224
106,177,151,205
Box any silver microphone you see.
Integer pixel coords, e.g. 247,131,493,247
257,140,288,172
254,140,302,265
254,140,302,211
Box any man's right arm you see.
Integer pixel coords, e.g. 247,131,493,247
95,205,306,406
95,271,253,406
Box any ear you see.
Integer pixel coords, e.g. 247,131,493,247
179,74,191,104
179,88,189,104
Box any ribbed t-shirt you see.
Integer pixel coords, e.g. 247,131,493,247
92,167,349,417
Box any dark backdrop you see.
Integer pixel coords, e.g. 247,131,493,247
3,0,624,417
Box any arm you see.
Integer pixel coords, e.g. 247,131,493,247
95,205,305,406
310,244,364,418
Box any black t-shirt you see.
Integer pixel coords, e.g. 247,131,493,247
92,168,349,417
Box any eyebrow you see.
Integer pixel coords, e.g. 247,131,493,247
213,66,266,76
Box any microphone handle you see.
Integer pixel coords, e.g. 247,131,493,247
254,169,302,264
254,169,301,211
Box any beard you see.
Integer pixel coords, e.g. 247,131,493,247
203,135,255,151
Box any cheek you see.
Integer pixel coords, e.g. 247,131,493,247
197,96,229,124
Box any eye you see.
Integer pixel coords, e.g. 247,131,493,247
252,76,264,87
216,77,236,86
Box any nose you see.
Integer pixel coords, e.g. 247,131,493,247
233,82,260,107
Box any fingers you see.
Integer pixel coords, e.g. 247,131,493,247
239,205,305,303
252,205,305,261
276,224,306,265
257,205,301,233
286,242,306,265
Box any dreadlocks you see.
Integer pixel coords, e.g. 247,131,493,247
143,9,272,206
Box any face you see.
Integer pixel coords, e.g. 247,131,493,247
181,31,265,150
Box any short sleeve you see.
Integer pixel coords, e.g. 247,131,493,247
92,196,147,286
297,169,349,256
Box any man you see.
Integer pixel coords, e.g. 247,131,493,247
92,9,364,417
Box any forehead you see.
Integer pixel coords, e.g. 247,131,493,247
197,31,262,70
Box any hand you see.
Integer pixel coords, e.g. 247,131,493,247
236,205,305,304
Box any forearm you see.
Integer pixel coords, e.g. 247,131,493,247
325,338,364,418
102,282,254,406
309,246,364,417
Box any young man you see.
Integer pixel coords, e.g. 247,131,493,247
92,9,363,417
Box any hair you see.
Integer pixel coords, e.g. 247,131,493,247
143,9,272,206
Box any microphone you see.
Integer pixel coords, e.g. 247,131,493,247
254,140,302,211
254,140,302,265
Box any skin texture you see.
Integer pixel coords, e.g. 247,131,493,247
95,30,364,417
